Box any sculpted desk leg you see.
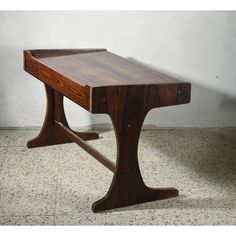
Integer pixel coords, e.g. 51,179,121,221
92,87,179,212
27,84,99,148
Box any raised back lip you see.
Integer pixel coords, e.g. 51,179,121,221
24,48,107,58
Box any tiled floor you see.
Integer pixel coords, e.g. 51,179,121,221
0,127,235,225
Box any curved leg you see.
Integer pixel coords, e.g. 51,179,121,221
92,87,178,212
27,84,98,148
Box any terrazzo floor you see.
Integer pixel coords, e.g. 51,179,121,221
0,127,235,225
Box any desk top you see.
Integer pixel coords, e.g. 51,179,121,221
25,49,187,87
24,49,191,112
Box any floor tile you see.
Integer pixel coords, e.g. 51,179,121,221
140,129,211,148
55,144,113,214
0,128,235,225
0,130,12,146
0,146,59,216
0,215,54,225
0,147,7,171
204,129,236,148
7,129,40,147
54,209,236,225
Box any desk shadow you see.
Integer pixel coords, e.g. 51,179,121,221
141,128,236,188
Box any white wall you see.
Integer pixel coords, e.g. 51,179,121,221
0,11,236,128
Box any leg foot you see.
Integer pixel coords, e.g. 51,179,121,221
27,132,72,148
92,187,179,212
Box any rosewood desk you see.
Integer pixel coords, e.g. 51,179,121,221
24,49,191,212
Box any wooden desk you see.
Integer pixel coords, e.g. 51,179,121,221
24,49,191,212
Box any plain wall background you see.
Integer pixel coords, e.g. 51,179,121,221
0,11,236,128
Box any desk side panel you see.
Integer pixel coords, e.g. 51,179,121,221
24,51,90,110
90,83,191,114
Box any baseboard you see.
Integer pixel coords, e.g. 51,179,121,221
0,124,236,131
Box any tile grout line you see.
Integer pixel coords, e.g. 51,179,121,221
52,153,60,225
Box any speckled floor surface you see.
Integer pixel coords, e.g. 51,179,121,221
0,127,235,225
